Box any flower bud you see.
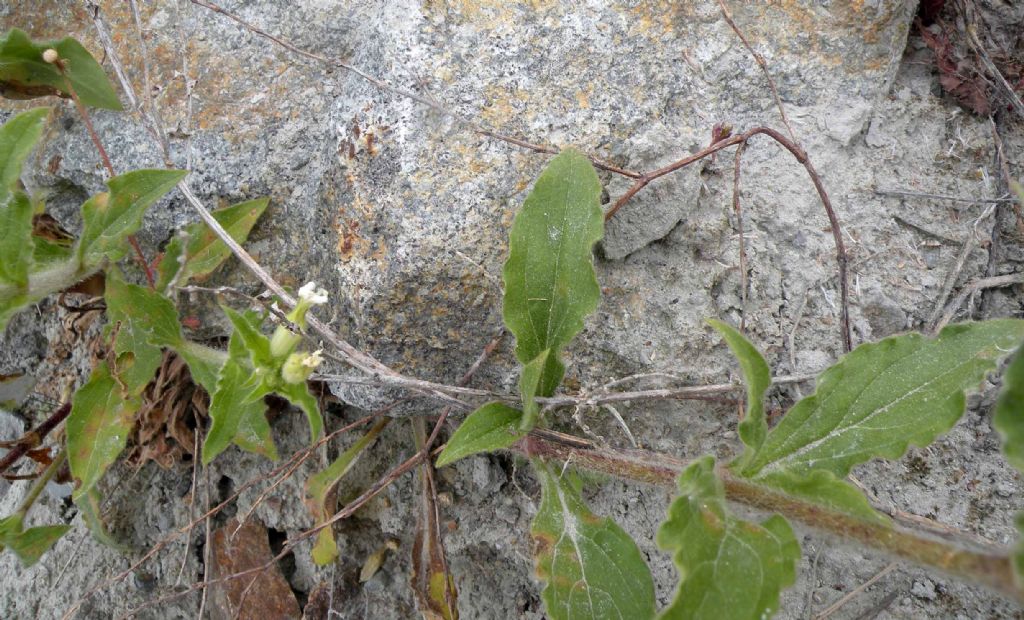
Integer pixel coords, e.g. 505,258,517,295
269,325,302,359
42,49,60,64
281,349,323,384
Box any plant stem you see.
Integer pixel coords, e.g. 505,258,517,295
519,429,1023,604
0,402,72,476
15,448,67,519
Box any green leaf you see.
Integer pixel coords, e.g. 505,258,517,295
104,270,182,393
222,306,274,368
531,460,655,620
202,336,274,464
435,402,526,467
306,418,389,565
737,320,1024,480
76,487,127,550
755,469,889,526
657,456,799,620
0,515,69,567
156,197,269,292
0,29,121,109
275,380,323,445
32,235,72,265
0,190,34,289
77,169,187,268
67,363,141,499
708,319,770,460
0,108,49,290
995,347,1024,587
0,107,48,190
518,349,550,431
502,148,603,400
175,340,225,393
995,347,1024,474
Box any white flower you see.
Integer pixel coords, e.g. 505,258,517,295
301,349,324,369
298,281,329,305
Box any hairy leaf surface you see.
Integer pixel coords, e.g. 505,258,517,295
0,29,121,109
77,169,186,267
0,106,48,189
737,320,1024,479
658,456,799,620
502,149,603,424
104,271,183,391
531,461,655,620
435,402,525,467
156,197,268,292
202,332,273,464
0,108,49,291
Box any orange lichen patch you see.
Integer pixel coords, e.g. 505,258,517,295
422,0,556,26
479,84,532,127
575,88,591,109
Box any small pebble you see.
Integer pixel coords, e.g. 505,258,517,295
910,578,936,600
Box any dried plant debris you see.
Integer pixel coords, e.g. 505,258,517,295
125,351,207,468
918,2,1023,116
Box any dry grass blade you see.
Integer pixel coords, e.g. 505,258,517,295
411,418,458,620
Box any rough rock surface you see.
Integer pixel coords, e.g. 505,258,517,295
1,0,1023,618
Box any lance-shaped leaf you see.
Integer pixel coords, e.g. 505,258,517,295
202,332,274,464
658,456,799,620
175,340,225,393
435,402,525,467
0,29,122,109
77,169,187,268
502,148,603,425
995,347,1024,474
0,515,70,567
0,106,48,189
708,320,770,460
222,306,274,368
531,460,655,620
306,418,390,566
737,320,1024,480
67,362,141,499
519,350,549,431
156,197,269,292
276,380,323,445
994,347,1024,585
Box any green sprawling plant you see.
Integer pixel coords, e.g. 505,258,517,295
0,32,323,562
2,27,1024,620
435,148,1024,619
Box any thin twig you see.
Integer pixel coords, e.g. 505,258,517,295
813,563,897,619
732,139,749,332
989,118,1024,236
926,204,996,332
715,0,797,141
934,273,1024,332
875,188,1014,205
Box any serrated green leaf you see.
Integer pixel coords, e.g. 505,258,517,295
738,320,1024,480
995,348,1024,474
156,197,268,292
519,350,549,431
202,334,274,464
436,402,525,467
306,418,389,565
502,148,603,402
0,515,70,567
708,319,770,460
531,460,655,620
67,363,140,499
77,169,187,268
76,487,127,550
657,456,799,620
0,29,121,109
275,380,323,445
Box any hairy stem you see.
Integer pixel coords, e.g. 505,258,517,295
519,429,1022,604
15,448,67,518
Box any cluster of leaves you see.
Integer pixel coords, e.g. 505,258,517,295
435,149,1024,619
0,31,324,564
